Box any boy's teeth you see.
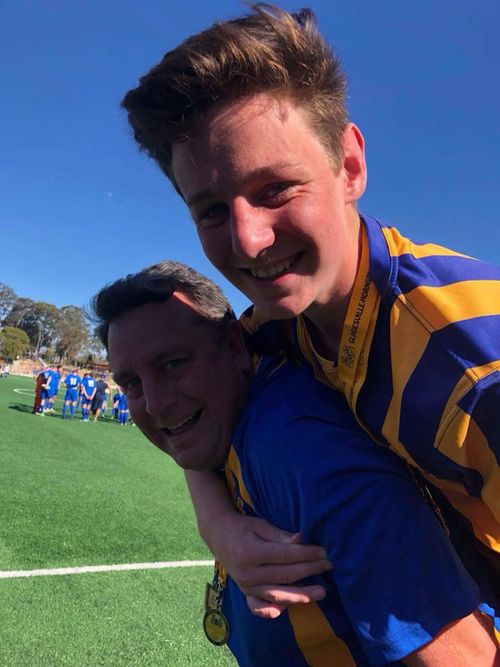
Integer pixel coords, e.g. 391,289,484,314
251,258,292,279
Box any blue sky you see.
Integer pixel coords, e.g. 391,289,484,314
2,0,499,317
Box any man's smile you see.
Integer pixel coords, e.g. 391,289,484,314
162,409,203,436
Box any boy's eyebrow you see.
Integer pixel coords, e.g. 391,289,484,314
185,163,300,207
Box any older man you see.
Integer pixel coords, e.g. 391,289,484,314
92,261,498,666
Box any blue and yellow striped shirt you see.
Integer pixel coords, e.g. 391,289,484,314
241,215,500,556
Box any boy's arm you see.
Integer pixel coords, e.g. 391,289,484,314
184,469,332,615
403,611,499,666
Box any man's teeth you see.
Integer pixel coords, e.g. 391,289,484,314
166,411,199,432
250,258,293,279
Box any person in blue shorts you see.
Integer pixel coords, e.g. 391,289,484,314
62,370,81,419
36,368,52,415
46,365,63,413
113,388,129,425
80,372,96,422
92,261,499,665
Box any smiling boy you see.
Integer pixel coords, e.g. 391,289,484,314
121,3,500,628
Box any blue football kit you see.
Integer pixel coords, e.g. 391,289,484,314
62,373,81,418
219,356,497,665
48,369,61,398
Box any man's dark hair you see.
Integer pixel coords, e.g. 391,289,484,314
121,4,348,193
90,260,235,349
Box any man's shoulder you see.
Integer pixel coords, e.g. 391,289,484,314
239,356,373,465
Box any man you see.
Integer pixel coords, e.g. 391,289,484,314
80,372,96,422
91,261,498,665
91,373,109,422
62,369,81,419
121,4,500,610
34,367,51,415
46,365,62,413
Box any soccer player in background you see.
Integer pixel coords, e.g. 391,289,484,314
80,372,96,422
62,369,81,419
111,388,121,420
46,365,63,413
101,386,110,418
32,368,46,414
36,368,51,415
113,388,129,425
90,373,109,422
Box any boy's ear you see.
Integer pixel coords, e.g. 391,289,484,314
342,123,367,204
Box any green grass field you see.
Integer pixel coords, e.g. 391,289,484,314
0,375,236,665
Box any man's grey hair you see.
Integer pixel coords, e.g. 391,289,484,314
90,260,235,349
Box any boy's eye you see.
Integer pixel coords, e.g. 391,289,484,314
197,203,228,228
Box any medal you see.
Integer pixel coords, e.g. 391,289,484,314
203,563,230,646
203,608,230,646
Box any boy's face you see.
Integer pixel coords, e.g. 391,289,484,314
173,94,366,322
108,294,250,470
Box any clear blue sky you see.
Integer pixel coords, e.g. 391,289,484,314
2,0,499,317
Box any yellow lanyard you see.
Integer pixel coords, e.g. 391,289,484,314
337,225,380,412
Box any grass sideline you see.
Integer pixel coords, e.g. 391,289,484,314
0,375,235,665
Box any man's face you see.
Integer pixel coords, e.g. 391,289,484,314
107,295,250,470
172,94,366,322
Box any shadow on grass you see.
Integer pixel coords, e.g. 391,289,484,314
9,403,36,415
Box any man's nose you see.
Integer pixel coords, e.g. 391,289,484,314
230,198,275,260
143,380,176,418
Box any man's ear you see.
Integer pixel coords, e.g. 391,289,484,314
342,123,367,204
226,320,253,375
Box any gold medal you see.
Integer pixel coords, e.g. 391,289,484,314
203,608,230,645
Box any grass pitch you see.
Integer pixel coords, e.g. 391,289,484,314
0,375,235,665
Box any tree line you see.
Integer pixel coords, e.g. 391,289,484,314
0,282,104,364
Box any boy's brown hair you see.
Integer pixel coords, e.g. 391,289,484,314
121,4,348,192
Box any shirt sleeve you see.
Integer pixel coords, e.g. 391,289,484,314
436,370,500,552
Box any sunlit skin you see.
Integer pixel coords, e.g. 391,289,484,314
107,294,251,470
172,94,367,359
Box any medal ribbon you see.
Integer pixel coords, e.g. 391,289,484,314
337,224,380,412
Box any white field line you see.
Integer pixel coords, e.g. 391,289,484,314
13,388,34,396
0,560,214,580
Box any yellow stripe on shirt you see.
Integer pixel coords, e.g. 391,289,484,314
288,603,356,667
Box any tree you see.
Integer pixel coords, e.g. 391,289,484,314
54,306,90,363
5,300,61,354
0,284,17,324
0,326,30,361
0,284,18,325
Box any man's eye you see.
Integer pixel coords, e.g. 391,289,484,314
165,358,186,371
263,182,292,200
122,378,141,394
196,203,228,228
